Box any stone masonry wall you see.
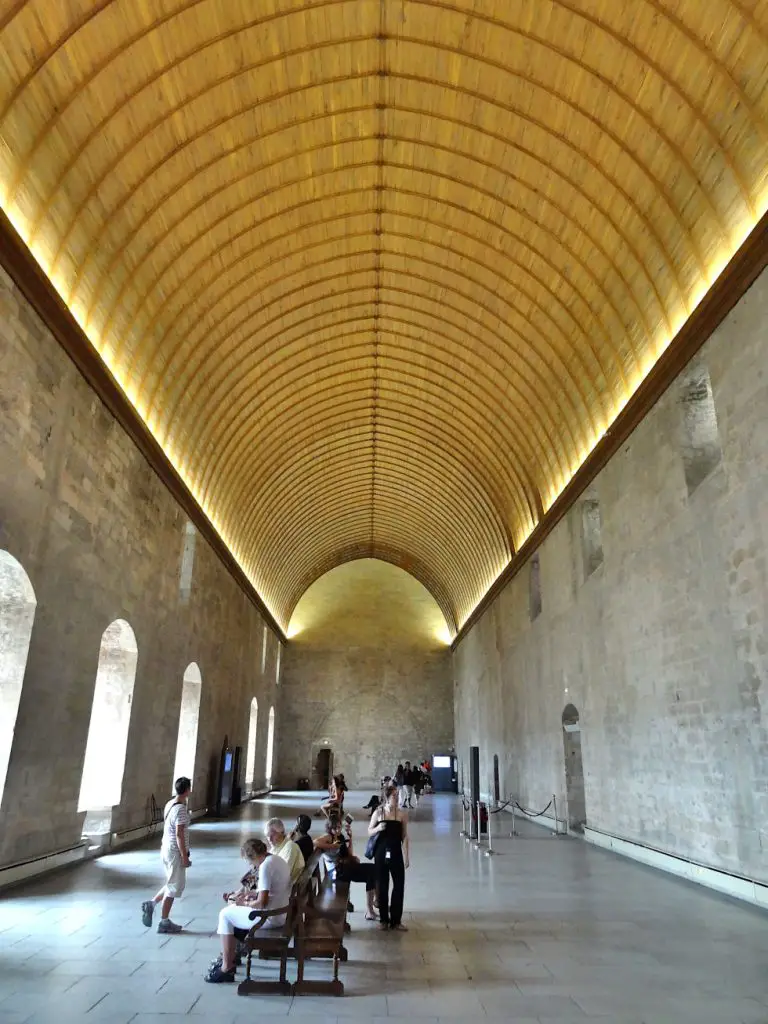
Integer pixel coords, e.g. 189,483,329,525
0,266,280,867
276,560,454,790
278,645,453,791
453,265,768,884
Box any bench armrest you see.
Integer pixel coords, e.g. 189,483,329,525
245,905,291,933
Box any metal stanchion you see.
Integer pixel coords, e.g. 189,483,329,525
551,793,564,836
484,781,499,857
459,792,469,838
473,799,483,848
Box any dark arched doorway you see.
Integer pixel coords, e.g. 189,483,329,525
313,747,333,790
562,704,586,832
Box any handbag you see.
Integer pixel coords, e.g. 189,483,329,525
364,831,381,860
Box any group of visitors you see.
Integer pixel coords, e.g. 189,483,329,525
141,773,411,985
363,759,431,816
393,759,431,807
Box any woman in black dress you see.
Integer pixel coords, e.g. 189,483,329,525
368,784,410,930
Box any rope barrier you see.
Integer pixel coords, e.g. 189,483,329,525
513,798,554,819
488,797,513,814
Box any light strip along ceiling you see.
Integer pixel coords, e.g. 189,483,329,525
1,0,768,636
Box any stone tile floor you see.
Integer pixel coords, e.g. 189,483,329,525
1,791,767,1023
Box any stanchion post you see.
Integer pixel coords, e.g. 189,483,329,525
484,778,498,856
510,800,517,837
473,799,483,848
552,793,563,837
459,792,468,838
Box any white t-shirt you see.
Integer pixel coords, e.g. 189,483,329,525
162,799,189,858
257,853,292,927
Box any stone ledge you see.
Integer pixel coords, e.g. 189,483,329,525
584,826,768,910
0,841,89,891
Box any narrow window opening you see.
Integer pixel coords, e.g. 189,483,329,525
78,619,138,837
261,624,267,675
529,553,542,621
275,644,282,685
581,496,604,579
172,662,202,785
0,551,36,807
679,361,722,496
245,697,259,793
265,706,275,788
178,521,197,604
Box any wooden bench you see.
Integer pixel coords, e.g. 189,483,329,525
294,865,350,996
237,868,309,995
238,850,351,997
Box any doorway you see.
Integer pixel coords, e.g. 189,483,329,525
562,704,586,832
313,747,333,790
493,754,500,804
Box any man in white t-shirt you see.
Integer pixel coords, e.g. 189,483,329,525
205,839,292,984
141,776,192,934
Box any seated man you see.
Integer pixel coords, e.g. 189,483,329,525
266,817,305,883
206,838,292,984
289,814,314,863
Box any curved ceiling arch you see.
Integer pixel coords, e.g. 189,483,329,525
117,159,636,369
12,1,743,253
2,0,767,634
195,319,563,504
147,209,616,422
205,334,548,530
209,387,537,536
178,285,587,473
64,85,683,327
236,421,513,551
126,161,637,391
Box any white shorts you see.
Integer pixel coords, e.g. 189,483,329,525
161,851,186,898
217,904,286,935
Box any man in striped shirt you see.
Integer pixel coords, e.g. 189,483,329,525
141,776,192,934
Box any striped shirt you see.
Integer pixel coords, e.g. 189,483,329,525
162,799,189,857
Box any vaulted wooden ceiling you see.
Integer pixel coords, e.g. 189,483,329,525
1,0,767,635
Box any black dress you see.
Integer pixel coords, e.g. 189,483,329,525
374,818,405,927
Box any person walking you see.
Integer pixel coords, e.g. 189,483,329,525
141,776,192,933
403,761,415,808
394,763,406,808
368,783,410,931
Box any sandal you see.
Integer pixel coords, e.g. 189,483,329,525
205,963,236,984
365,912,377,921
390,923,409,931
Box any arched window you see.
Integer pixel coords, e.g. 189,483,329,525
265,706,275,787
0,551,36,807
172,662,202,784
78,619,138,836
245,697,259,792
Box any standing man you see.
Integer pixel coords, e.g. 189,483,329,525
141,776,192,933
265,817,305,883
